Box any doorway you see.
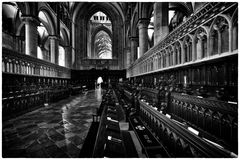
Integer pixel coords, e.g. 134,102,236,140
96,76,103,89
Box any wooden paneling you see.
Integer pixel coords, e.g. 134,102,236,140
138,100,232,157
169,92,238,153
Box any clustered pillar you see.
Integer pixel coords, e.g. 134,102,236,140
125,47,131,68
154,2,169,45
49,35,59,64
130,36,138,64
64,46,72,68
24,16,39,58
138,18,150,58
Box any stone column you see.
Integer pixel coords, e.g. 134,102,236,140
138,18,150,58
125,47,131,68
69,46,72,69
55,40,60,65
129,36,138,63
48,35,59,64
154,2,169,44
23,16,39,58
15,36,21,53
64,46,72,68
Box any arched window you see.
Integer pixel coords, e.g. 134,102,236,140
58,46,65,67
94,30,112,59
37,46,43,59
37,24,49,60
2,3,20,34
38,11,51,61
148,11,154,48
169,9,187,32
88,11,112,59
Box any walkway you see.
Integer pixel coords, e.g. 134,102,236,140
2,89,103,158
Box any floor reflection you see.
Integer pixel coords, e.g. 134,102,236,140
96,86,103,101
2,89,103,158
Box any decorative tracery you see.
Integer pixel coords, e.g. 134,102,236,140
210,16,229,55
196,28,207,59
184,36,192,62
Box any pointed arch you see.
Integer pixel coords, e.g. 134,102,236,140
194,27,208,59
38,7,56,35
174,40,182,64
209,15,231,55
60,28,70,46
183,34,193,62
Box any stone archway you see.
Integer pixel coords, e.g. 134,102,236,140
89,16,113,59
72,2,124,69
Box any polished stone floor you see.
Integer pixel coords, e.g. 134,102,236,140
2,89,103,158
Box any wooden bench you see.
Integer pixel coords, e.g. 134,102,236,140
93,90,127,158
2,91,45,120
138,100,234,157
169,92,238,153
70,85,82,95
2,86,71,120
140,88,159,107
129,116,170,157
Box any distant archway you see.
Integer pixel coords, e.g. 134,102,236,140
72,2,124,69
96,76,103,89
88,11,112,59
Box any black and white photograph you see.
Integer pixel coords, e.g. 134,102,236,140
1,1,238,158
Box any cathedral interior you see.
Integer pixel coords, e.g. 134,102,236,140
1,2,238,158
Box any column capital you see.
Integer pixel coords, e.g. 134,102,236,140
48,35,58,39
48,35,59,40
22,15,40,25
137,18,150,29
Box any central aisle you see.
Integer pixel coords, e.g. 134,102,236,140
3,89,103,158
